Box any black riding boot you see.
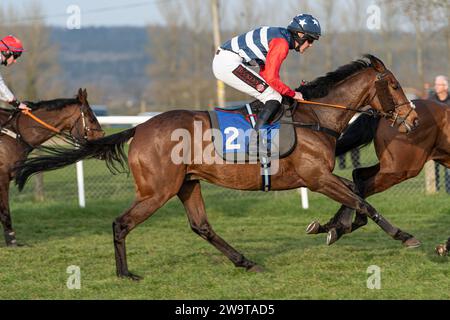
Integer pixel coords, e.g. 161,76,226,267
254,100,281,131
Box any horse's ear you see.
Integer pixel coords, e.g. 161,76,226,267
77,88,83,101
77,88,87,105
366,54,386,73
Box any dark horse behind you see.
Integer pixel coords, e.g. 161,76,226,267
0,89,103,246
306,99,450,252
14,55,419,280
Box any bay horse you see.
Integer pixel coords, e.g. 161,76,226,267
14,55,419,280
0,88,103,246
306,99,450,249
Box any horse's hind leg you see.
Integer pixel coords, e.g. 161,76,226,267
178,180,262,272
113,192,174,280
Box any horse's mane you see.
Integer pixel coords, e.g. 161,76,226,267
297,54,377,100
24,98,81,111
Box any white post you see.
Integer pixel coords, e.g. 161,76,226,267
211,0,226,107
300,187,309,209
76,161,86,208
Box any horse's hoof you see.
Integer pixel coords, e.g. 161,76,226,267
247,265,264,273
327,228,338,246
6,241,29,248
435,244,448,256
403,237,421,249
306,221,320,234
119,272,143,281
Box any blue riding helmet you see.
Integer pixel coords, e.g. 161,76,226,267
288,14,322,40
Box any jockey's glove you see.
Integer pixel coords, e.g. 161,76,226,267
9,99,31,111
9,99,20,109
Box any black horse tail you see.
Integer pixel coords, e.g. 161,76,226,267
335,114,380,156
15,127,137,191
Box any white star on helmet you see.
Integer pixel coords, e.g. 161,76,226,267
299,19,307,28
312,19,319,26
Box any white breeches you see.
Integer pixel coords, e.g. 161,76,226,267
212,49,282,104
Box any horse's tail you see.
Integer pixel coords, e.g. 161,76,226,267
335,114,380,156
15,127,137,191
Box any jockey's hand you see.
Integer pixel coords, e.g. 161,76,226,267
18,102,31,111
293,91,304,102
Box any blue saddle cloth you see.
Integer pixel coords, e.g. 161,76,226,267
215,108,280,155
208,103,296,163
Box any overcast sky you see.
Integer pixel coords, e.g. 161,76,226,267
0,0,340,28
1,0,424,32
1,0,169,26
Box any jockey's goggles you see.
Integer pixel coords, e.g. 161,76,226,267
12,51,22,59
303,34,316,44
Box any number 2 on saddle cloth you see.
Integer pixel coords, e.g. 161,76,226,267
215,108,280,156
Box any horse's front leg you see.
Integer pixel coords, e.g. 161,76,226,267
308,165,380,244
307,164,418,247
0,179,18,247
345,167,420,247
306,176,356,237
302,171,418,247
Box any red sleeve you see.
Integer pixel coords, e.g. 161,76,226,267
259,38,296,98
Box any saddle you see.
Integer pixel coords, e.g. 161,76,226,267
208,98,297,163
0,110,19,140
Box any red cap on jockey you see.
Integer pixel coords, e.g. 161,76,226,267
0,35,25,52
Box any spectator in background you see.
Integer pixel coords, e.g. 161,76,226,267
423,82,432,98
427,75,450,193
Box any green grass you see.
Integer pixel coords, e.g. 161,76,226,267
2,129,448,299
0,188,449,299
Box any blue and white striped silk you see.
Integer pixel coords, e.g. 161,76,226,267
221,27,294,66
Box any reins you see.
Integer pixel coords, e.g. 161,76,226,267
298,99,376,116
278,99,379,139
21,109,61,133
0,108,81,149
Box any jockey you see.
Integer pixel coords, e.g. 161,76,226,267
0,35,31,111
213,14,321,130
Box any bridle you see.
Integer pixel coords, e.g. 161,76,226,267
70,105,103,141
368,71,416,132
